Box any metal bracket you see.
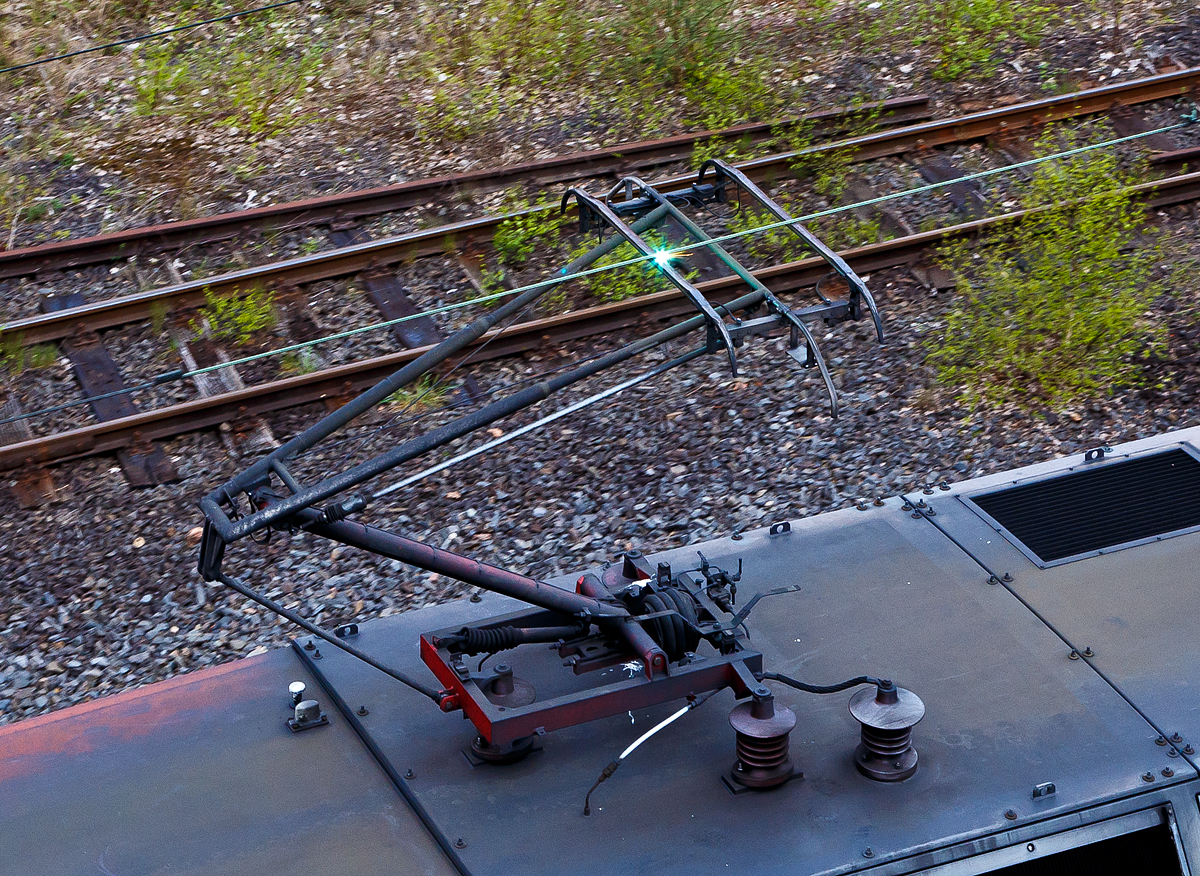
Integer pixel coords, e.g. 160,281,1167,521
1032,781,1057,799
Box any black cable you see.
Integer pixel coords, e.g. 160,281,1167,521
762,671,881,695
0,0,307,76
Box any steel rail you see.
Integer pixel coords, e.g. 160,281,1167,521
0,96,931,280
5,168,1197,474
4,68,1198,348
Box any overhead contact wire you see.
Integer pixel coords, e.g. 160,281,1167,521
0,0,308,75
1,118,1186,430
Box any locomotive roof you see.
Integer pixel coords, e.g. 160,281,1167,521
4,427,1200,876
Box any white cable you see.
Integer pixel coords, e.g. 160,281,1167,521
619,704,691,760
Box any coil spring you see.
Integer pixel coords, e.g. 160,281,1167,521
638,587,701,661
453,626,522,656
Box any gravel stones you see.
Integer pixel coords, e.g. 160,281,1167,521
2,256,1197,725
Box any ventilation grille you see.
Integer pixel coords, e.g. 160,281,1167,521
980,823,1181,876
970,448,1200,565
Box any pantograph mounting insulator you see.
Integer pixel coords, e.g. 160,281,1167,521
848,680,925,781
728,685,797,790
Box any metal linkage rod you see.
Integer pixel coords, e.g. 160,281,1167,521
374,347,707,499
199,204,672,548
218,572,443,702
699,158,885,342
562,185,739,375
295,509,628,620
204,286,769,547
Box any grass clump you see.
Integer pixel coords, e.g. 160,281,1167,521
493,193,567,267
927,137,1176,408
198,286,277,345
386,374,450,410
570,230,696,303
865,0,1056,81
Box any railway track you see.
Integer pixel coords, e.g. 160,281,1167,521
2,69,1199,503
3,166,1198,479
3,69,1199,348
0,96,934,282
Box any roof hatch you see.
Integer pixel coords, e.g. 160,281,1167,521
966,447,1200,567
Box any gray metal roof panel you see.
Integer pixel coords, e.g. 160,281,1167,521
306,498,1191,876
924,429,1200,765
0,646,458,876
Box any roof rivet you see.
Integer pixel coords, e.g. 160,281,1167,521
1005,809,1018,821
1082,647,1094,658
862,848,874,859
1143,772,1156,782
1068,650,1080,660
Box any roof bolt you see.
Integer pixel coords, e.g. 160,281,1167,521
939,481,951,491
1184,744,1195,755
1027,843,1036,852
312,649,322,659
357,705,369,716
856,501,868,511
1082,647,1094,658
917,499,928,508
1143,772,1156,782
1163,768,1175,777
454,838,467,849
303,640,315,650
1156,736,1169,746
862,848,874,859
1170,732,1184,744
1068,650,1080,660
922,485,934,495
1168,748,1179,758
988,576,1000,586
404,769,415,779
1004,809,1018,821
470,594,483,603
873,496,885,506
731,529,744,539
1001,573,1013,583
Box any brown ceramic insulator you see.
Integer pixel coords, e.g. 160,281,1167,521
848,681,925,782
728,686,797,789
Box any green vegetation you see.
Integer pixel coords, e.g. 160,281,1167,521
0,333,26,374
197,286,278,346
385,374,451,410
493,193,567,267
727,206,810,263
928,139,1176,407
132,26,324,138
279,349,322,375
569,230,696,303
850,0,1055,81
27,345,59,369
0,336,57,374
402,0,792,141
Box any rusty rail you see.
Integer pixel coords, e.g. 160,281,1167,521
5,68,1199,349
0,96,932,281
4,168,1197,474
